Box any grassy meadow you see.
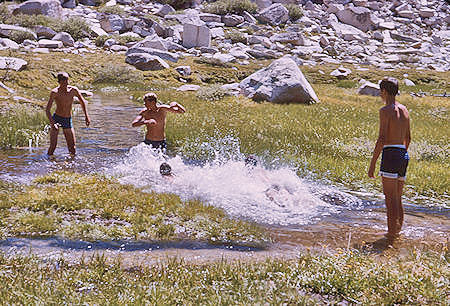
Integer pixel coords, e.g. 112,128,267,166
0,247,448,304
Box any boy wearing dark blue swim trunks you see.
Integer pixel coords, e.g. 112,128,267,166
46,72,90,155
368,77,411,241
131,92,185,151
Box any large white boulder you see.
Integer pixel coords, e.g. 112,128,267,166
0,57,27,71
257,4,289,26
38,39,63,48
52,32,74,47
239,56,319,104
336,6,375,32
0,38,20,50
125,53,169,71
13,0,63,18
357,81,380,96
182,19,211,48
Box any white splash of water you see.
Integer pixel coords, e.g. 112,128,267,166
110,139,362,226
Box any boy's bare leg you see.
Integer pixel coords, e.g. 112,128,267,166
47,127,59,155
63,128,76,155
396,180,405,234
382,177,400,238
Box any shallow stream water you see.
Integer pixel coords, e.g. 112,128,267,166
0,93,448,255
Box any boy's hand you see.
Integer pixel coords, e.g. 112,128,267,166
368,164,376,178
51,123,59,130
85,116,91,127
144,119,156,125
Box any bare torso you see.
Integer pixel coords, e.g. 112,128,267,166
141,107,167,141
53,86,77,117
381,103,410,146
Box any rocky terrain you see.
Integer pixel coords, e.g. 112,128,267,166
0,0,449,102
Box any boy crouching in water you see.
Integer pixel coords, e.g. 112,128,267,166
368,77,411,241
131,93,185,150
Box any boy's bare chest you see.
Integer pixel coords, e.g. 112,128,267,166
143,110,165,121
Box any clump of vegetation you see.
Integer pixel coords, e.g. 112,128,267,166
95,34,141,47
52,17,91,41
98,5,127,16
0,248,447,304
3,13,55,28
0,171,268,245
156,0,195,10
225,30,247,44
203,0,258,15
196,84,229,102
284,4,303,21
0,105,48,148
8,30,36,44
194,57,232,68
93,64,144,84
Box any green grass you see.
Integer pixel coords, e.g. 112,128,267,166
203,0,258,15
0,171,268,245
0,248,447,304
0,104,48,148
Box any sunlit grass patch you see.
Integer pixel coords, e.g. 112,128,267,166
0,104,48,148
0,248,447,304
1,172,268,245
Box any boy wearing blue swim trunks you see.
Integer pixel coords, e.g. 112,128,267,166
131,92,185,151
368,77,411,241
46,72,91,155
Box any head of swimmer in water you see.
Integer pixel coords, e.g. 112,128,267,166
56,71,69,86
160,162,172,176
244,155,258,167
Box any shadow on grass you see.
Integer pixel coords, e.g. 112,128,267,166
0,237,264,253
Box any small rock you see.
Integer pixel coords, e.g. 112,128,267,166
177,84,200,91
357,81,380,96
403,79,415,86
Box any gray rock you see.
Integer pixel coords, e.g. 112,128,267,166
13,0,63,18
199,13,222,23
239,56,319,104
331,22,368,41
104,38,117,48
221,83,240,96
212,53,236,64
390,32,419,43
336,6,375,32
60,0,76,8
0,38,20,49
403,79,415,86
357,81,379,96
255,0,273,10
270,32,304,46
398,10,414,19
125,53,169,71
110,44,128,52
78,0,99,5
257,4,289,26
133,35,168,51
38,39,63,48
176,84,200,91
0,57,27,71
52,32,74,47
183,19,211,48
210,27,225,39
222,15,244,27
34,25,57,39
100,14,124,33
126,47,179,62
175,65,191,76
246,49,276,59
155,4,175,17
330,66,351,79
242,11,257,24
0,81,15,93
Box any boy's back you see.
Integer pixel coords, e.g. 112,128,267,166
380,103,410,147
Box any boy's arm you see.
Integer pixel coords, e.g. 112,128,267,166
131,111,156,127
74,88,90,127
46,91,58,130
166,102,186,114
405,114,411,150
368,108,388,178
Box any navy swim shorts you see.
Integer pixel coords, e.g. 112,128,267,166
143,139,167,150
52,113,72,129
380,145,409,180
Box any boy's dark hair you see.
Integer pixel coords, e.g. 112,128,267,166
57,71,69,82
143,92,157,102
380,77,399,96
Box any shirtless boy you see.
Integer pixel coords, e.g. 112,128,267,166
368,77,411,240
131,92,185,150
46,72,91,155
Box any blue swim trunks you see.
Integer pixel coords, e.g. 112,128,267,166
380,145,409,180
143,139,167,150
52,113,72,129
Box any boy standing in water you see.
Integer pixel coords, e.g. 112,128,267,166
131,92,185,150
46,72,91,156
368,77,411,240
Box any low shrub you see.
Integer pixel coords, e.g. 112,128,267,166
156,0,195,10
52,17,91,41
8,30,36,43
203,0,258,15
225,30,247,44
92,64,144,84
98,5,127,16
193,57,232,68
196,84,229,102
95,35,110,47
7,14,54,28
284,4,303,21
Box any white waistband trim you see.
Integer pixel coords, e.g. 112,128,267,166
383,144,406,149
